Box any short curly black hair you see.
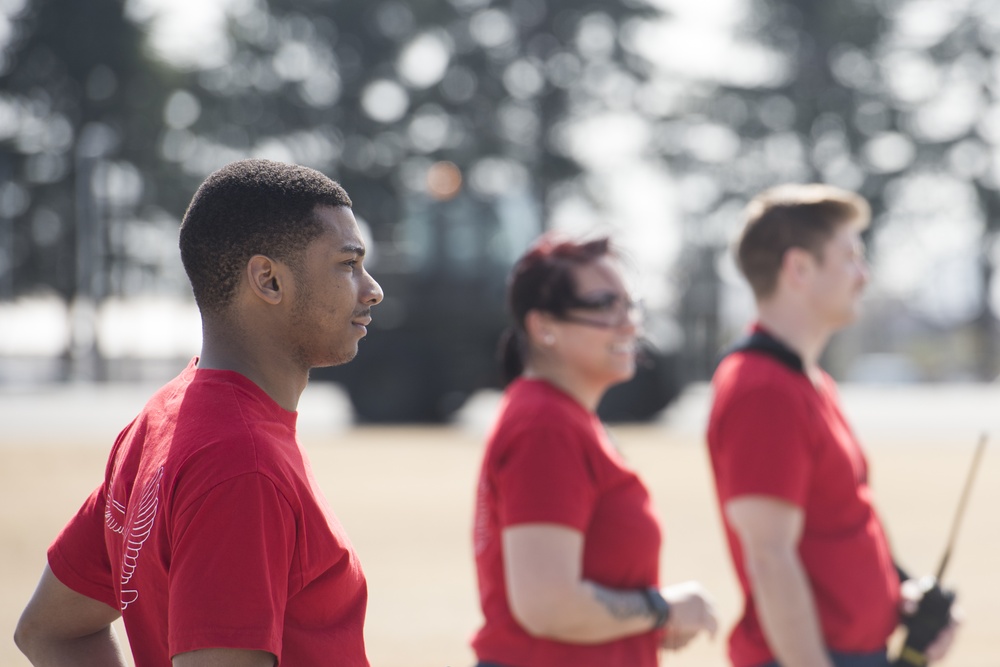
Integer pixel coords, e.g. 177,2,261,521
179,159,352,314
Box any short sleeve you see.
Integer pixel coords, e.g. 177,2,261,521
168,473,296,659
493,422,598,531
48,485,118,610
713,384,813,507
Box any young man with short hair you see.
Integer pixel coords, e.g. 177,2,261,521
706,184,957,667
15,159,383,667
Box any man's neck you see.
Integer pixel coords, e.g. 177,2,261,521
197,321,307,412
755,301,832,377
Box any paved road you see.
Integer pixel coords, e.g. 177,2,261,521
3,379,1000,447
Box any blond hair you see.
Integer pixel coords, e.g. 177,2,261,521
735,183,870,298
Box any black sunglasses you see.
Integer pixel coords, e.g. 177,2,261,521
557,292,644,328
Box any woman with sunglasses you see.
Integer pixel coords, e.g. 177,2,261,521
471,235,717,667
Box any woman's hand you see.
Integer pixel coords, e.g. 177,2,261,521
658,580,718,651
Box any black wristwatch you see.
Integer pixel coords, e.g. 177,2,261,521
640,587,671,629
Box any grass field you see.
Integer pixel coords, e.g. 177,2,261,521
2,387,997,666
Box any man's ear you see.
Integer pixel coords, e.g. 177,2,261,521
246,255,284,305
780,247,815,289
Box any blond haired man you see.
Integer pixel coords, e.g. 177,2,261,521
706,184,958,667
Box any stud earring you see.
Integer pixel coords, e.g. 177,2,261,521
543,334,555,346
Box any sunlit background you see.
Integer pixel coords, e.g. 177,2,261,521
3,0,1000,421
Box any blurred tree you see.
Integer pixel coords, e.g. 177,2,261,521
166,0,662,233
654,0,1000,381
0,0,185,302
869,1,1000,380
0,0,191,379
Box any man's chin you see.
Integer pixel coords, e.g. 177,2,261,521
310,347,359,370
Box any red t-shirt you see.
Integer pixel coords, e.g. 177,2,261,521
48,360,368,666
472,378,663,667
706,330,899,667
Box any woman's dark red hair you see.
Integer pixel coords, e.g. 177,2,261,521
498,234,612,384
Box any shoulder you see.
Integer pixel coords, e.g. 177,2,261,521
708,352,816,439
500,378,592,429
714,351,807,402
147,373,300,499
487,380,596,455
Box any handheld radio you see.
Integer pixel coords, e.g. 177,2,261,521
893,434,987,667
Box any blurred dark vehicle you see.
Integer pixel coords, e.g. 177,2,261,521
315,174,685,423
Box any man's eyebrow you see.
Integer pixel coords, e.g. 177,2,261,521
341,243,366,257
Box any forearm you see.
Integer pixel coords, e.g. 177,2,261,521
502,525,659,643
515,579,656,643
17,624,128,667
747,550,834,667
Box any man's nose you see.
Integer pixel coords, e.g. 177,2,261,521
858,258,870,285
364,271,384,305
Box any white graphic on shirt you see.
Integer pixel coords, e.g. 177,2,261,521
117,466,164,610
105,496,127,535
